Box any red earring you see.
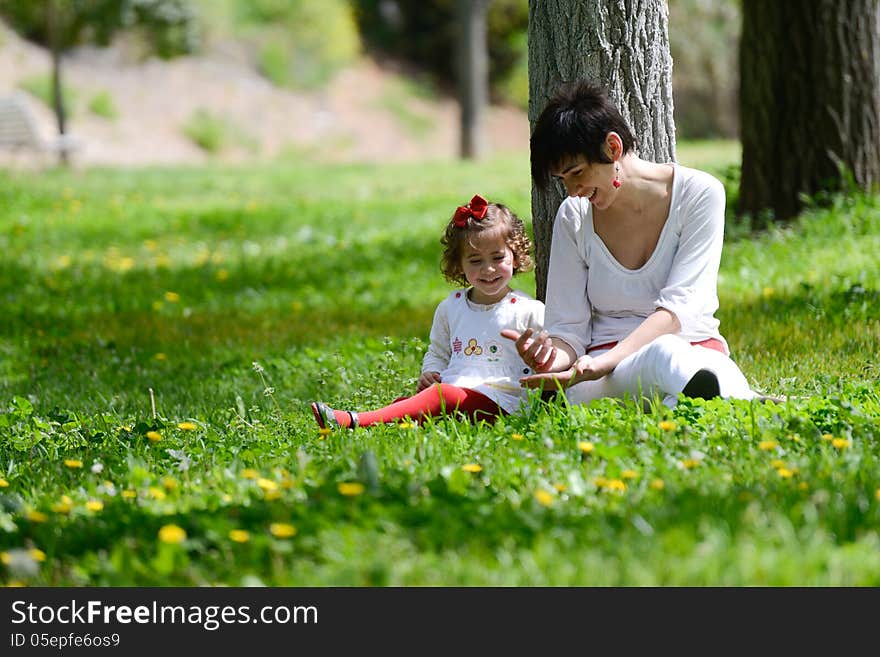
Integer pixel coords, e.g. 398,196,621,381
612,163,622,188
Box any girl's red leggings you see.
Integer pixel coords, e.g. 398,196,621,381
333,383,503,427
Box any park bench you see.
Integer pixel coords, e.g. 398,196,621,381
0,92,81,163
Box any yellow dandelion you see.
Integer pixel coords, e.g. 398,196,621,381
148,487,166,500
659,420,677,431
28,548,46,562
162,477,178,491
154,352,167,361
0,478,8,488
605,479,627,492
578,441,595,454
228,529,250,543
177,421,197,431
291,301,304,312
264,489,282,501
257,478,278,491
461,464,482,473
650,478,665,490
164,291,180,303
777,468,794,479
875,488,880,502
318,428,332,438
593,476,608,489
280,477,294,489
534,489,554,506
269,522,297,538
121,489,137,499
770,459,786,469
398,422,414,430
762,286,775,298
64,459,83,469
798,482,809,491
51,496,73,514
553,483,567,492
241,469,260,480
832,438,851,450
146,431,163,442
337,482,365,497
758,440,779,450
215,269,229,282
621,469,638,480
26,510,48,523
85,500,104,512
511,433,524,441
158,524,186,544
0,552,10,565
821,433,834,441
681,458,701,469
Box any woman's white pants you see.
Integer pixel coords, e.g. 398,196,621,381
564,334,757,407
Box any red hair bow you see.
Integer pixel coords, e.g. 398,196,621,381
452,194,489,227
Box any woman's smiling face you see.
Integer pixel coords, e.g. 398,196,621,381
552,155,616,208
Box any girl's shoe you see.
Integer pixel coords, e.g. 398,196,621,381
310,402,358,430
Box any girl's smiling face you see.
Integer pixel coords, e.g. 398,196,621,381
461,231,515,304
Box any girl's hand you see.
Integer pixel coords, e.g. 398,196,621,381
417,371,442,392
500,328,557,373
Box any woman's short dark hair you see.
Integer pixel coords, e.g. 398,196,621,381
530,79,636,190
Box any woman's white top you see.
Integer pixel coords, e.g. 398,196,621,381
544,163,729,356
422,288,545,412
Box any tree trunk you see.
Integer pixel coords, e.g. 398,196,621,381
457,0,490,159
739,0,880,225
47,0,69,167
528,0,676,301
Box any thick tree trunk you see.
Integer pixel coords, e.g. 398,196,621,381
739,0,880,225
457,0,490,160
528,0,676,301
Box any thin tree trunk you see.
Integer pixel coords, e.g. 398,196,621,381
457,0,490,159
528,0,675,300
48,0,69,167
739,0,880,225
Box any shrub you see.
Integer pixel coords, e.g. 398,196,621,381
18,73,77,117
88,90,118,120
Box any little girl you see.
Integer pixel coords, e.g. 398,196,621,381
311,194,545,429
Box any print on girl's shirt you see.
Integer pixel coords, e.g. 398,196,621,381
464,338,482,356
453,337,462,354
485,340,503,361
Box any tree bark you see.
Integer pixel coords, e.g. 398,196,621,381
457,0,490,160
528,0,676,300
739,0,880,225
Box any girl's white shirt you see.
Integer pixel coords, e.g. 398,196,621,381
421,288,545,413
544,163,729,356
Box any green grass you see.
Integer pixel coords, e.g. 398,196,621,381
1,145,879,586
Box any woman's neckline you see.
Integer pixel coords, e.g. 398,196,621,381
589,162,678,273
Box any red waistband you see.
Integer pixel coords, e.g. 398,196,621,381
587,337,726,355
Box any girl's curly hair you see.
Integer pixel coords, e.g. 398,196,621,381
440,201,534,287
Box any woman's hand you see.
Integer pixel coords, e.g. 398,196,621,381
518,354,612,390
417,371,442,392
500,328,557,373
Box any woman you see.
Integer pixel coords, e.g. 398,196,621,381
501,79,761,407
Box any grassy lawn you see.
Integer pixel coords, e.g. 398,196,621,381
1,143,879,585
